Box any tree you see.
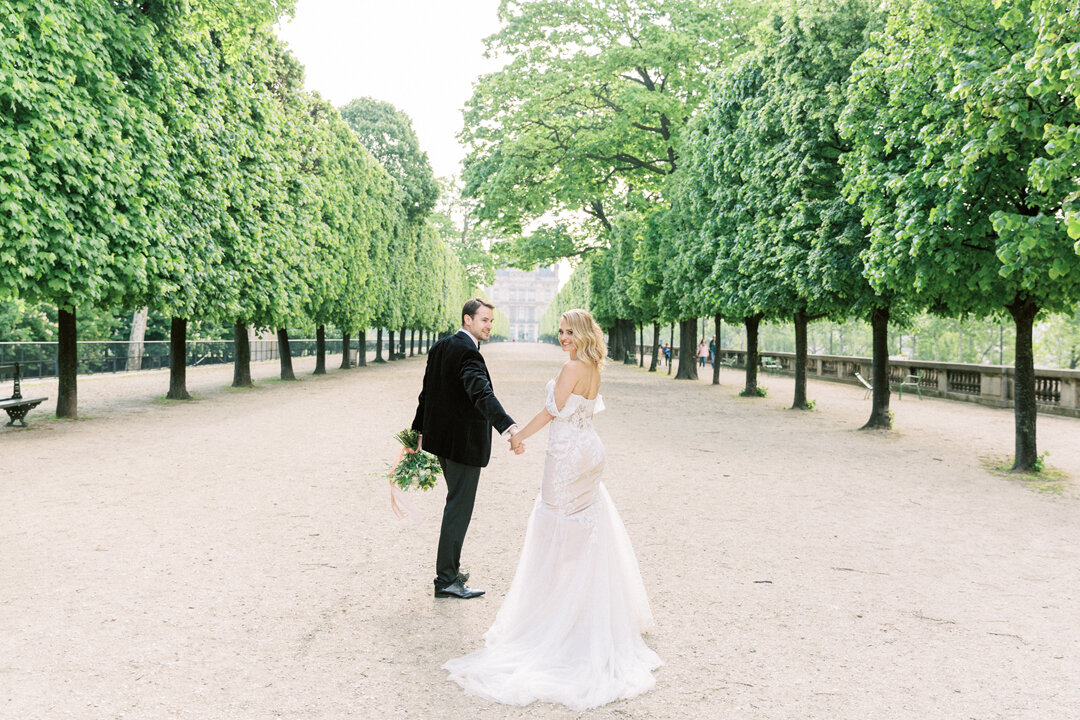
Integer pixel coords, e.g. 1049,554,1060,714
339,97,438,222
216,31,312,387
141,18,245,398
841,0,1080,467
461,0,771,363
0,0,169,417
672,57,770,393
627,209,668,372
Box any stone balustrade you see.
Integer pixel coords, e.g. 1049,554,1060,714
711,348,1080,419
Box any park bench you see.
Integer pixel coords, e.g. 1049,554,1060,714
721,356,738,368
898,369,924,400
0,363,48,427
854,371,873,400
761,357,783,374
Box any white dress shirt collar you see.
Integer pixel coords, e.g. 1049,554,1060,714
458,327,480,348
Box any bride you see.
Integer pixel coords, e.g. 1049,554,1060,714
443,308,661,711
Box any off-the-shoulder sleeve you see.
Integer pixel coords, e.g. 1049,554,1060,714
544,379,572,418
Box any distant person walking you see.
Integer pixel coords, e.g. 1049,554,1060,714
697,339,708,368
708,336,716,367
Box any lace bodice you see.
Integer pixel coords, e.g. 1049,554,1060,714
544,379,605,428
541,379,606,516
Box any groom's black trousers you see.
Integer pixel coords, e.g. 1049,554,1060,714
435,457,482,587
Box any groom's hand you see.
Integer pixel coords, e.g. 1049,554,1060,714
508,428,525,455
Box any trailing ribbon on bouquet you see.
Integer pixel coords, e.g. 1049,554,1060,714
388,445,424,522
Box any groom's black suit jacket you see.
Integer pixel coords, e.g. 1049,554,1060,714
411,331,515,468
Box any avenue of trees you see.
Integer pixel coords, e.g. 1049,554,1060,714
0,0,480,416
462,0,1080,470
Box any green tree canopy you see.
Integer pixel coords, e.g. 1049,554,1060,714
461,0,771,266
339,97,438,222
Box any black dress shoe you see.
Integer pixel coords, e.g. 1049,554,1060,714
434,580,485,599
456,570,470,583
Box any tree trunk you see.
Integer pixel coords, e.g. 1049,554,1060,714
638,324,644,367
277,328,296,381
375,328,385,362
399,325,407,358
622,319,635,364
712,314,722,385
675,318,698,380
56,306,78,418
792,310,808,409
387,330,396,361
741,314,764,396
358,329,368,366
167,317,192,400
609,320,623,362
667,323,674,376
126,307,148,372
862,306,891,429
314,325,327,375
340,331,352,370
649,322,660,372
410,329,416,357
1009,297,1039,471
233,321,253,388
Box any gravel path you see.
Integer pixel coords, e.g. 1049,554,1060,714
2,343,1078,719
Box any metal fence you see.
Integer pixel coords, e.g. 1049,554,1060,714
0,339,347,380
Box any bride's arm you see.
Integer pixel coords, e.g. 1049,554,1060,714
512,364,583,447
511,407,553,448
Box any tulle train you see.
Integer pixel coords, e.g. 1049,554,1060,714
443,484,661,711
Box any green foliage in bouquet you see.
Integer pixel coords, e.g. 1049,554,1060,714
390,428,441,491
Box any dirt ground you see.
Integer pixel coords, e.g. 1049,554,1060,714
2,344,1078,719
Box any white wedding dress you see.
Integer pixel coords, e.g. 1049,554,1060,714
443,380,661,711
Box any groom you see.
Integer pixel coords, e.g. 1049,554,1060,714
411,298,519,599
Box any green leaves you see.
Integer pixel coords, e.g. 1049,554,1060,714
1,0,468,343
842,0,1080,317
462,0,768,260
339,98,438,223
0,0,163,308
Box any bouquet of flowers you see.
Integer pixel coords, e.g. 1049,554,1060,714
389,428,441,491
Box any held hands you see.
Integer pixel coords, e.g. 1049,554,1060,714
509,427,526,455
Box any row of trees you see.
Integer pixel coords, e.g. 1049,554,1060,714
1,1,480,416
463,0,1080,470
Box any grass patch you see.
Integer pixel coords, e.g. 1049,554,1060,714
980,455,1070,496
262,377,303,385
153,395,197,404
222,383,261,392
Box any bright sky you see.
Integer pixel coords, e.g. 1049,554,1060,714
276,0,504,179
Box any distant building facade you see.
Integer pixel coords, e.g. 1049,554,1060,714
486,266,560,342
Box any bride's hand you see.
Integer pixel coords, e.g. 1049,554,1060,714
509,433,525,455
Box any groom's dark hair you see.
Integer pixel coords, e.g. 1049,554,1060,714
462,297,495,323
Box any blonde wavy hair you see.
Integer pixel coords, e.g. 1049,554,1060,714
561,309,606,370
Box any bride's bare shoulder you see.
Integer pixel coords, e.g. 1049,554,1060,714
560,359,588,376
